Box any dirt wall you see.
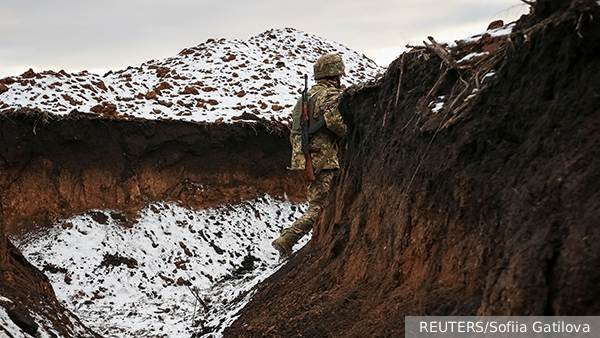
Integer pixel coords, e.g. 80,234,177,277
0,111,302,236
225,2,600,337
0,110,301,337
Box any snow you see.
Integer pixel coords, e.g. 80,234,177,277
0,28,382,124
461,23,516,44
17,195,309,338
445,22,516,48
458,51,489,63
0,296,96,338
482,70,496,82
431,102,444,113
428,96,445,114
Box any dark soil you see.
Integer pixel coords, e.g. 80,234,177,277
100,253,138,269
224,2,600,337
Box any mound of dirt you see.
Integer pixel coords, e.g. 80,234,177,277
224,2,600,337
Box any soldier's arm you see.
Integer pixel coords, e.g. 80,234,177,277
317,88,347,138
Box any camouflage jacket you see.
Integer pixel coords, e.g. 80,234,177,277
289,78,347,171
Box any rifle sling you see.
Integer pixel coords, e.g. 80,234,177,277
314,142,337,175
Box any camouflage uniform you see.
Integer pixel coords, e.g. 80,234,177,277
272,54,347,257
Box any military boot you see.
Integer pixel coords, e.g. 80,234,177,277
271,234,295,257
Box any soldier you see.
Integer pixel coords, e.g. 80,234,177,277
272,54,347,257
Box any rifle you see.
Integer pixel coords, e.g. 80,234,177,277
300,74,320,181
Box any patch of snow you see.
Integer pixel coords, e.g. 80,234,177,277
482,70,496,83
442,22,516,47
431,102,444,114
18,195,309,338
461,23,517,44
458,52,489,63
488,23,516,38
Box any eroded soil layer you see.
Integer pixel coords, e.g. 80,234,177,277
225,3,600,337
1,111,302,236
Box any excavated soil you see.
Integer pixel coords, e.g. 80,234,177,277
0,111,303,236
224,2,600,337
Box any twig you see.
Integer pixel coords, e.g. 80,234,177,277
186,285,210,312
394,53,406,108
383,53,406,127
399,113,418,133
191,298,197,325
423,37,467,71
576,13,584,39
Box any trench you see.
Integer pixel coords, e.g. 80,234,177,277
0,109,305,336
224,3,600,337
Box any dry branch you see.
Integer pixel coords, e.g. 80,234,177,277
394,53,406,108
423,37,468,71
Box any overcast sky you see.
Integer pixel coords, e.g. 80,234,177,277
0,0,530,77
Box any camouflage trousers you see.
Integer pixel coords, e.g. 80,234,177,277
281,170,334,244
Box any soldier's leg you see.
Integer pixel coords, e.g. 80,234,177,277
272,170,334,256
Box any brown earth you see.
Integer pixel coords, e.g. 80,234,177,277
224,1,600,337
0,110,303,237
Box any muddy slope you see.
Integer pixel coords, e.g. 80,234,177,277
225,3,600,337
0,111,302,236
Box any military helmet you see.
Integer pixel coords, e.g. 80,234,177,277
313,54,345,80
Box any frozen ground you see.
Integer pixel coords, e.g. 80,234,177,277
0,27,382,124
16,195,309,338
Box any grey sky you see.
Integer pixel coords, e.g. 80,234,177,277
0,0,529,77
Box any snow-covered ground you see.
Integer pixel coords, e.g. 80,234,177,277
0,27,382,124
16,195,309,338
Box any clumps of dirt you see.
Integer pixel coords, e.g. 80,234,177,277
6,305,39,336
224,2,600,337
233,254,260,276
42,262,69,274
100,253,138,269
88,211,110,224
